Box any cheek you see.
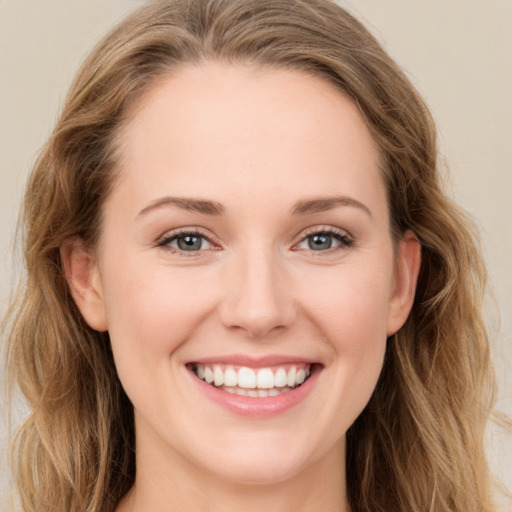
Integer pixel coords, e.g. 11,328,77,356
297,260,392,409
299,261,392,347
101,260,216,368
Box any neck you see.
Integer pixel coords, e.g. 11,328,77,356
117,431,350,512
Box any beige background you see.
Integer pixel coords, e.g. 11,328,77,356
1,0,511,505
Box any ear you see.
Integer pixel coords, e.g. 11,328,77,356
386,231,421,336
60,237,108,332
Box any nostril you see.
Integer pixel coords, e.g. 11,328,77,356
219,294,297,339
229,322,287,340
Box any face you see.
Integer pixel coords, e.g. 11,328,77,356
65,63,420,488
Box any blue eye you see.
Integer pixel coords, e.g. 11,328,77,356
158,231,214,252
296,229,352,252
175,234,204,251
307,233,335,250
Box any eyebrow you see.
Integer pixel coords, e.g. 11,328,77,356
291,196,372,217
137,194,371,218
137,196,224,217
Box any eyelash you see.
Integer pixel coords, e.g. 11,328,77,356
156,226,354,256
292,226,354,254
157,228,219,256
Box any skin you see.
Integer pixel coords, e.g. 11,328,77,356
63,63,421,512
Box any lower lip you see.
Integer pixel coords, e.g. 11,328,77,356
188,366,320,417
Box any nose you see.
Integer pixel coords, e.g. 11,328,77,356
218,248,297,339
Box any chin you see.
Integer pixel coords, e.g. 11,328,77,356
206,457,306,486
187,432,327,486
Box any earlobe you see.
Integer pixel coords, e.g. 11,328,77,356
386,231,421,336
60,238,108,332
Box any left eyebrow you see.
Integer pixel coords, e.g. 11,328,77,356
137,196,225,217
291,196,372,217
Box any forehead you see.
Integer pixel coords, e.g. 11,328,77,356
111,62,386,219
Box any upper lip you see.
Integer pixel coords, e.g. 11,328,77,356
187,354,319,368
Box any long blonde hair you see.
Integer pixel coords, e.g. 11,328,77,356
4,1,496,510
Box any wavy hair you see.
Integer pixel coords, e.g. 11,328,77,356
4,0,496,510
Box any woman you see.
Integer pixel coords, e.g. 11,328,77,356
3,0,499,510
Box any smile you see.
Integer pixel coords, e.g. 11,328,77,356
189,363,312,397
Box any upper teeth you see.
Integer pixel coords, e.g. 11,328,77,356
194,364,311,389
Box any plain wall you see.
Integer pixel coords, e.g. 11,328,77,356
1,0,511,506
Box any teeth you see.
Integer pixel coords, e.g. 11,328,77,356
204,367,214,384
220,385,293,397
256,368,274,389
274,367,287,387
213,365,224,386
192,363,313,393
286,367,296,387
238,367,256,389
224,367,237,387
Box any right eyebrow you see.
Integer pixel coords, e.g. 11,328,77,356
291,195,372,217
137,196,225,217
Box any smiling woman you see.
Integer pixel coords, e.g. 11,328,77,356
61,68,419,501
2,1,499,512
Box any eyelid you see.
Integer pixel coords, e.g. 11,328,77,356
291,225,354,252
154,225,354,255
299,225,352,238
156,227,222,252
